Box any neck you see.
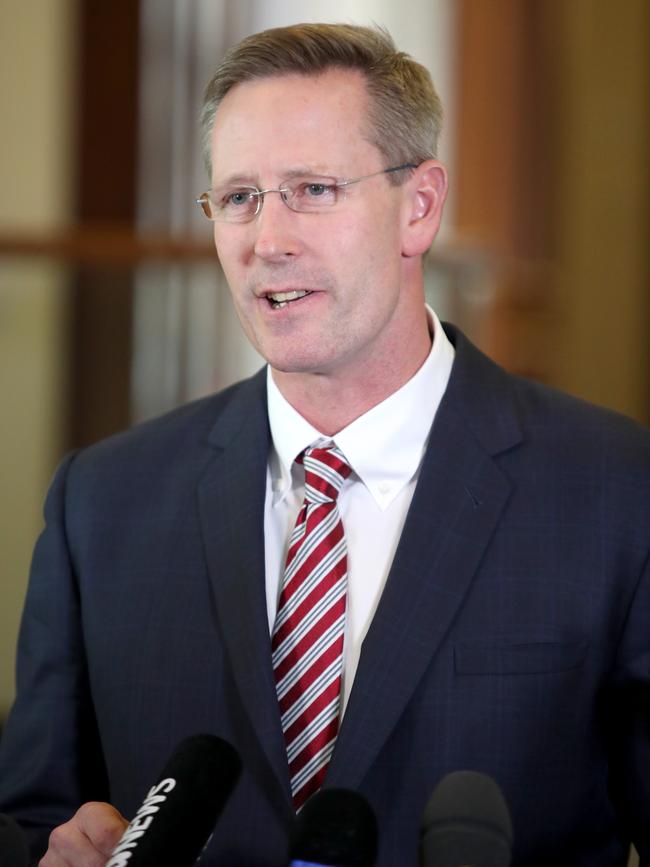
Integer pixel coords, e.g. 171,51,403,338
271,317,432,436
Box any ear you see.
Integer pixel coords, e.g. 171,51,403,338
400,160,448,258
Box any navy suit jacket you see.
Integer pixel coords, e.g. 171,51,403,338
0,325,649,866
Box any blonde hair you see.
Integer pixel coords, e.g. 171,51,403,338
200,22,443,180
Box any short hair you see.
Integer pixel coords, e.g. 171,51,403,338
200,22,443,181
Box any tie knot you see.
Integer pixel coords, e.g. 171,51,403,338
301,445,351,503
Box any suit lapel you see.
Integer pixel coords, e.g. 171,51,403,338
327,328,523,789
196,371,292,800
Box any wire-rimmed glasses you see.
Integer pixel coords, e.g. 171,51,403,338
195,163,416,223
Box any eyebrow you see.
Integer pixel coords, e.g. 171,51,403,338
212,165,340,188
211,173,257,189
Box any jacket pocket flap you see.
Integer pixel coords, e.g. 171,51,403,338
455,640,588,675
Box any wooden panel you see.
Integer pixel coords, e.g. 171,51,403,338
546,0,650,423
455,0,558,380
455,0,553,260
455,0,649,423
0,226,215,265
69,1,141,449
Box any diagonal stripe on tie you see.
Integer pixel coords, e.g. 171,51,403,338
286,695,340,762
272,546,347,651
280,652,343,730
283,509,344,586
271,444,352,811
272,580,347,675
277,612,346,709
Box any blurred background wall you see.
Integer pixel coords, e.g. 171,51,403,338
0,0,74,723
0,0,648,774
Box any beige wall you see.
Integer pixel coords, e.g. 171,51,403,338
551,0,649,423
0,0,74,717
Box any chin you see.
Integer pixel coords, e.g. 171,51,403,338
269,359,318,375
267,352,333,376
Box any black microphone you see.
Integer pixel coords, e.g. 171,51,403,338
106,734,241,867
0,813,29,867
419,770,513,867
288,788,378,867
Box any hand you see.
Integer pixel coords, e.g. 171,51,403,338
39,802,128,867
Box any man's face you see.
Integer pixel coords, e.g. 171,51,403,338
209,69,422,383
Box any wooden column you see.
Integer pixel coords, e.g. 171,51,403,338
455,0,649,423
68,1,140,448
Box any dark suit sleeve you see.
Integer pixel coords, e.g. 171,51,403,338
606,546,650,865
0,454,109,863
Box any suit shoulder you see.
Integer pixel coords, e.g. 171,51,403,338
446,324,649,473
508,370,650,463
64,370,267,483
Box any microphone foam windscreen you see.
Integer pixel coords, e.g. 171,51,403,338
107,733,241,867
289,787,378,867
420,770,513,867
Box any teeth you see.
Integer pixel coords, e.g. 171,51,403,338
267,290,310,303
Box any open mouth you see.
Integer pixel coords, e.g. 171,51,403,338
266,289,313,310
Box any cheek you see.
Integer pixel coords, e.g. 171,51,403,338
343,218,402,287
212,225,225,255
213,228,246,274
345,202,402,258
216,254,249,309
321,224,374,282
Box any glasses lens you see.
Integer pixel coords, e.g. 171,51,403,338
209,187,259,222
284,178,340,212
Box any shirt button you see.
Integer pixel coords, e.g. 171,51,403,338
378,482,391,495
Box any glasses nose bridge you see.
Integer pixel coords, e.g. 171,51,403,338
255,185,293,218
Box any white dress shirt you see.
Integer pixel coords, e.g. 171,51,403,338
264,309,455,713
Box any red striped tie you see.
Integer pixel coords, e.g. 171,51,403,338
272,445,352,811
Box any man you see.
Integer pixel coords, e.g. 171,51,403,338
0,22,648,867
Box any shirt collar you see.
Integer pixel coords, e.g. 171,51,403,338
266,308,455,510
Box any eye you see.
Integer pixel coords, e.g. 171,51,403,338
291,178,339,208
224,189,255,207
304,182,333,197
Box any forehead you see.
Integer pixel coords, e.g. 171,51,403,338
210,69,380,181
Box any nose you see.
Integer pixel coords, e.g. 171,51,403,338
252,191,302,262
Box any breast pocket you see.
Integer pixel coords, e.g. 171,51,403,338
454,640,588,675
450,639,591,767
